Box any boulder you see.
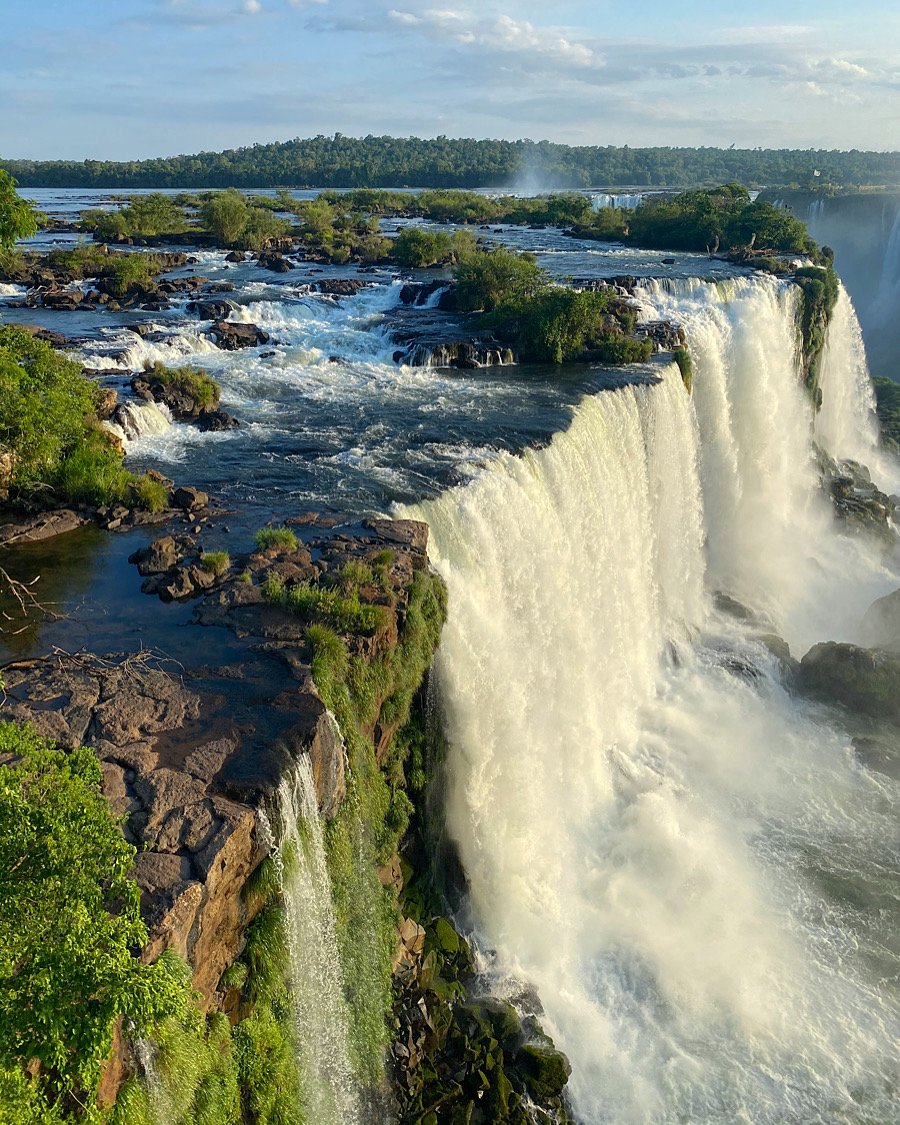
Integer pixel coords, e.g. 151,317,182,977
225,251,246,263
95,387,119,421
316,278,368,297
210,321,269,350
796,642,900,725
187,299,235,321
173,486,209,511
129,535,197,576
861,586,900,651
196,410,240,432
515,1045,572,1102
0,509,87,546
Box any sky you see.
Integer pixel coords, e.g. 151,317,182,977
1,0,898,160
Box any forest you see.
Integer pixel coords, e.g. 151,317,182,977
3,135,899,189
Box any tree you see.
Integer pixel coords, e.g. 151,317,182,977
392,228,452,268
200,188,249,245
0,723,186,1116
454,246,546,311
0,171,38,248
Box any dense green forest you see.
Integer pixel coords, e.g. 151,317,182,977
3,135,898,189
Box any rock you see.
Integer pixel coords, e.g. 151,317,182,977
852,735,900,780
95,387,119,421
129,535,197,576
818,452,896,543
515,1045,572,1102
259,254,293,273
206,281,236,292
0,509,87,545
187,299,235,321
210,321,269,350
225,251,246,262
196,410,240,432
41,289,84,309
173,486,209,511
15,323,70,348
797,642,900,725
861,586,900,651
316,278,368,297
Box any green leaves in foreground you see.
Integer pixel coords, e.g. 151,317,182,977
0,723,186,1118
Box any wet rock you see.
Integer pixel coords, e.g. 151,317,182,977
258,252,293,273
861,586,900,651
210,321,269,350
797,642,900,725
636,320,686,351
516,1044,572,1102
818,451,897,543
187,299,235,321
173,486,209,511
129,534,197,576
316,278,369,297
14,324,70,348
225,250,246,262
131,370,220,421
95,387,119,421
0,509,87,546
196,410,240,432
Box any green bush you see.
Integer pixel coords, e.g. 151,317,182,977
595,336,653,364
238,208,293,251
130,474,170,512
254,526,298,551
392,228,452,268
264,577,388,633
200,189,250,245
454,245,546,311
673,345,693,392
873,377,900,449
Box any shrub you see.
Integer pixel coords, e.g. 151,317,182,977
200,189,250,245
392,228,452,268
254,526,298,551
238,208,293,251
264,578,388,633
0,724,187,1114
673,345,693,392
129,474,170,513
454,246,547,311
201,551,230,576
596,336,653,364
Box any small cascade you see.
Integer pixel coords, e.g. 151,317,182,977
870,206,900,332
103,400,173,444
400,340,515,368
269,753,360,1125
134,1039,173,1123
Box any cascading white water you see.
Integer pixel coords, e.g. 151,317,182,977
268,754,360,1125
816,282,900,493
408,278,900,1125
102,400,173,444
636,276,898,652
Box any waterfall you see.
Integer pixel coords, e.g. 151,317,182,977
102,400,173,444
268,754,360,1125
406,276,900,1125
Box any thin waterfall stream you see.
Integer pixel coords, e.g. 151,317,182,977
263,752,361,1125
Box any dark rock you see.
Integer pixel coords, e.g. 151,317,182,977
206,281,236,292
187,299,235,321
210,321,269,350
196,410,240,432
0,509,87,546
515,1044,572,1102
225,250,246,263
129,534,197,576
95,387,119,421
173,486,209,511
861,586,900,651
797,642,900,725
316,278,368,297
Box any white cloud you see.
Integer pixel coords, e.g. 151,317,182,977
386,9,596,67
243,0,261,11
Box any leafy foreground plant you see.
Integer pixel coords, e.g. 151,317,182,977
0,723,188,1122
0,326,168,510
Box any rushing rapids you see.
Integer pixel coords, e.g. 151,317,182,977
409,277,900,1124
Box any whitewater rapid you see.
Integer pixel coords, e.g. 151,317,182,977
408,278,900,1124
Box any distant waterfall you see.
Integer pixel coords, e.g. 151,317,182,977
269,756,360,1125
409,276,900,1125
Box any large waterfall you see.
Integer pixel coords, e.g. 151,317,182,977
409,278,900,1124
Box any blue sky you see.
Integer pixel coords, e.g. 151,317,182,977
1,0,897,159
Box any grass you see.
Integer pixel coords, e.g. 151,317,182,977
263,577,388,634
201,551,231,577
303,568,448,1085
673,346,693,393
254,526,298,551
142,361,220,410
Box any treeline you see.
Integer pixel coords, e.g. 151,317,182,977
3,135,899,190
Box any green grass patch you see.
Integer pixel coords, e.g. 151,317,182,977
200,551,231,577
142,360,220,410
673,346,693,393
264,578,388,634
255,526,298,551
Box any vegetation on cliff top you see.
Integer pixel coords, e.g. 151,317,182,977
0,326,167,510
4,136,897,189
0,723,189,1122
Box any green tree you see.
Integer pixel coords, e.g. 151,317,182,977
0,171,39,248
200,188,249,244
392,228,452,267
0,723,186,1116
454,246,546,311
